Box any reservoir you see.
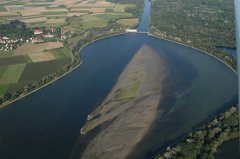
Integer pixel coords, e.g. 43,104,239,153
0,0,238,159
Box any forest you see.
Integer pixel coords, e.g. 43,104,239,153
0,20,33,38
155,106,239,159
150,0,237,70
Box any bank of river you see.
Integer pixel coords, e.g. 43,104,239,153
217,46,237,57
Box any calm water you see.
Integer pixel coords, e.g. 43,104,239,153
218,47,237,57
0,1,238,159
215,138,239,159
137,0,151,32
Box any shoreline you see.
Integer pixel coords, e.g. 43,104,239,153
147,33,238,75
152,105,239,159
0,31,127,109
1,31,234,110
0,61,82,109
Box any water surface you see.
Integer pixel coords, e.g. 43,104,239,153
215,138,239,159
0,1,238,159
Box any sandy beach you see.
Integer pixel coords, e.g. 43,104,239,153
78,44,166,159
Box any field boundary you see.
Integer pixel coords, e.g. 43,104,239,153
0,31,127,109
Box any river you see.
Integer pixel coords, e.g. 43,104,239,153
214,138,239,159
0,1,238,159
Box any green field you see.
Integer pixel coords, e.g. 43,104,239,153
116,18,138,27
0,6,6,11
0,64,26,84
0,0,143,102
50,47,72,58
0,43,72,97
46,15,67,19
19,59,70,82
0,50,14,58
0,66,7,78
68,12,133,30
0,56,27,65
114,4,135,12
42,11,68,15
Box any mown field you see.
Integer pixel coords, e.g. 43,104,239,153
0,0,138,28
0,42,71,96
68,12,134,30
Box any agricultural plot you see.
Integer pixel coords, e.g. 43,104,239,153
28,52,56,62
0,50,14,58
0,66,7,78
0,56,28,65
19,58,71,82
13,42,63,55
116,18,138,27
68,12,133,30
0,0,136,28
50,47,72,58
46,18,66,23
0,64,26,84
0,0,140,97
113,4,135,12
20,17,47,24
0,39,71,95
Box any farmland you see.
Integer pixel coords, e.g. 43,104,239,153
0,42,72,102
0,0,143,104
0,0,140,28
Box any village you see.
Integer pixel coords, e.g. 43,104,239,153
0,26,72,52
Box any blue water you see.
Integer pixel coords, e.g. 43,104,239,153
137,0,151,32
0,1,238,159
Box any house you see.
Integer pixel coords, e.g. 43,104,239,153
2,36,9,40
43,34,54,38
34,29,43,35
31,38,43,43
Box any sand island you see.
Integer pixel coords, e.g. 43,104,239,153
79,44,166,159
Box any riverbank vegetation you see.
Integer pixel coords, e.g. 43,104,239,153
0,0,144,107
150,1,239,158
154,106,239,159
150,0,237,70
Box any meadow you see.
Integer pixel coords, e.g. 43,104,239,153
0,42,71,96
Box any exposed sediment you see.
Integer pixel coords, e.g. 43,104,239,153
79,44,166,159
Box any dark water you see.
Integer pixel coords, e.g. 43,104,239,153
215,138,239,159
0,1,238,159
217,47,237,57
